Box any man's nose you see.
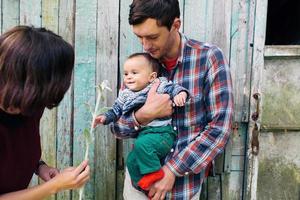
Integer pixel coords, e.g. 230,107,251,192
142,38,151,50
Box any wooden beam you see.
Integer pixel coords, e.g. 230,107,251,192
264,45,300,57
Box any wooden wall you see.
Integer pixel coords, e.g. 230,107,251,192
0,0,259,199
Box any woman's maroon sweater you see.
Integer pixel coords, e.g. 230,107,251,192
0,109,42,194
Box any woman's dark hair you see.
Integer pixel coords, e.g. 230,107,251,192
128,52,161,75
129,0,180,30
0,25,74,114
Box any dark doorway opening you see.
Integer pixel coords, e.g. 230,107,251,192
265,0,300,45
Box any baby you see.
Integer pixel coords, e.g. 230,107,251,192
94,52,189,191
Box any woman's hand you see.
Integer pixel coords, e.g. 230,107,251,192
0,160,90,200
51,160,90,193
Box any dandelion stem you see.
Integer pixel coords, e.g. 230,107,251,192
79,85,102,200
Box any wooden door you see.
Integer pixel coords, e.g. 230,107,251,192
247,0,300,199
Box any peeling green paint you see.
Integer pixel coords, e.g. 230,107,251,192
258,158,300,200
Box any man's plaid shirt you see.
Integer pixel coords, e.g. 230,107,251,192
111,33,233,199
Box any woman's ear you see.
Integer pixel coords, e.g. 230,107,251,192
149,72,157,82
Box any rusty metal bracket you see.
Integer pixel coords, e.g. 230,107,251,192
251,93,260,121
251,123,259,155
251,93,260,155
232,121,239,135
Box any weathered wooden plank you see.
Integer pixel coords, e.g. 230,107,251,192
261,126,300,132
56,0,74,199
184,0,231,46
40,1,59,200
246,0,268,199
94,0,119,199
223,135,232,173
246,0,256,123
0,0,2,34
183,0,206,41
217,122,247,199
20,0,41,26
230,0,253,122
2,0,19,32
206,173,244,200
207,175,222,200
231,122,247,156
42,0,58,31
231,155,244,171
73,0,97,199
204,0,214,43
39,109,57,200
264,45,300,57
222,172,244,200
119,0,142,72
243,3,255,199
178,0,184,33
217,117,248,175
211,0,231,58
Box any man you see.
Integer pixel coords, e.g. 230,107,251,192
112,0,233,199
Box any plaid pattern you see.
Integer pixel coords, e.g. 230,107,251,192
111,33,233,199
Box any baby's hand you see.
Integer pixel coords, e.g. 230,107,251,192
93,115,106,128
173,91,187,107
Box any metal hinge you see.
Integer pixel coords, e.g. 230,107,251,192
251,93,260,155
232,122,239,135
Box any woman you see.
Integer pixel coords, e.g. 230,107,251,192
0,26,90,200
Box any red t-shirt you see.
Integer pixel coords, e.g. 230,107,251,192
162,56,178,72
0,109,42,194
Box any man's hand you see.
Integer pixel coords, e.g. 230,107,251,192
135,79,173,125
148,166,176,200
38,164,59,182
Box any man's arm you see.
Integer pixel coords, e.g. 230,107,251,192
110,79,173,138
134,80,173,125
166,46,233,176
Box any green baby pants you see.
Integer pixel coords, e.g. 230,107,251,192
126,125,176,186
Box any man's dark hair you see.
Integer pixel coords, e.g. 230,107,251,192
128,52,161,75
0,25,74,114
129,0,180,30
